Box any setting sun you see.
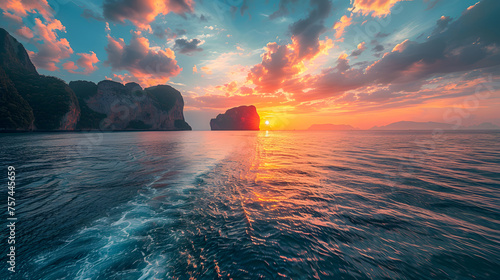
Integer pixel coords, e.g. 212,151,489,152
265,120,270,126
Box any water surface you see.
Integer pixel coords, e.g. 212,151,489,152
1,131,499,279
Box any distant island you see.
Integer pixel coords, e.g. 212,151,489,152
307,124,358,130
371,121,500,130
0,28,191,132
210,105,260,130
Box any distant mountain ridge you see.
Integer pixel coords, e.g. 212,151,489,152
0,28,191,131
371,121,500,130
308,124,358,130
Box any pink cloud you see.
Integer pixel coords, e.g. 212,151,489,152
102,0,195,30
1,0,75,71
29,18,73,71
64,52,99,74
62,61,78,71
105,32,182,87
0,0,53,21
16,26,34,39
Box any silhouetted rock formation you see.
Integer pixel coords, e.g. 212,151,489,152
308,124,357,130
210,105,260,130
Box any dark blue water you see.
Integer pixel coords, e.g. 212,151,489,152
1,131,499,279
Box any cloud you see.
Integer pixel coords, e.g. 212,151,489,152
269,0,298,20
350,0,408,17
243,0,333,94
16,26,33,39
102,0,194,30
372,44,384,52
81,8,104,21
198,14,209,22
289,0,332,59
62,61,78,72
375,32,390,38
194,0,500,118
0,0,76,71
432,15,451,35
105,32,181,86
351,42,367,56
29,18,73,71
0,0,53,21
64,51,99,74
302,0,500,101
200,66,212,75
173,38,204,54
424,0,441,10
333,15,352,39
193,65,197,73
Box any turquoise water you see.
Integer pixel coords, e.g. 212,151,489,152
1,131,499,279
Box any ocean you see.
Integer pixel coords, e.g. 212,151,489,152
1,131,499,279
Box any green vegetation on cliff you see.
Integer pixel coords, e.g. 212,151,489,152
0,69,34,130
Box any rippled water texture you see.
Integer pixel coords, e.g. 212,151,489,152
1,131,499,279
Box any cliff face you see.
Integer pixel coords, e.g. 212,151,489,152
0,28,80,131
210,105,260,130
0,28,37,75
70,80,191,131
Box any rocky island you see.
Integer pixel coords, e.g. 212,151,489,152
210,105,260,130
0,28,191,131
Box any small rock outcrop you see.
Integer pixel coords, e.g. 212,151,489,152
210,105,260,130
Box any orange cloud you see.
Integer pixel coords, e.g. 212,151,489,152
193,65,198,73
351,0,409,17
333,15,352,39
201,66,212,75
391,39,410,52
247,37,332,94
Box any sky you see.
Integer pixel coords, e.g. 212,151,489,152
1,0,500,130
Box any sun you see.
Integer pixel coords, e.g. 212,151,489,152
265,120,270,125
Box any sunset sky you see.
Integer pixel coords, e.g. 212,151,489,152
1,0,499,130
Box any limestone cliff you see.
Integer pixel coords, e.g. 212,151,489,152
0,28,190,132
70,80,191,131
